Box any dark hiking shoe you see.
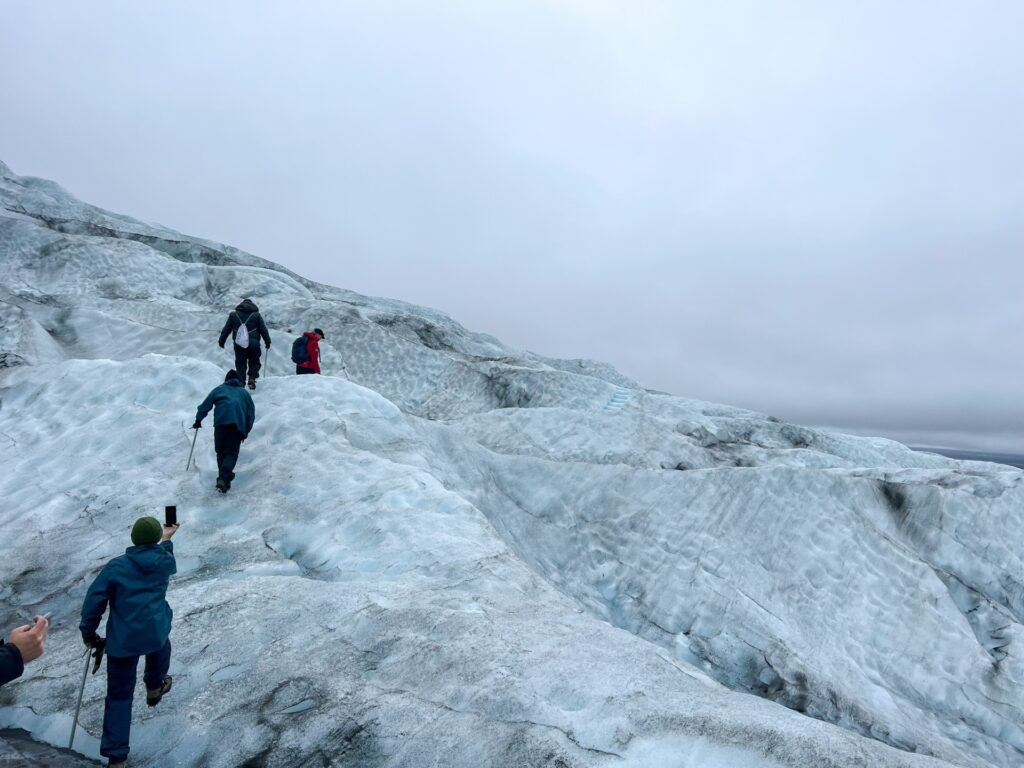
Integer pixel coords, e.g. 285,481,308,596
108,761,127,767
216,478,228,493
147,675,172,707
248,377,256,390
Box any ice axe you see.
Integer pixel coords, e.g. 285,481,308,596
69,638,106,749
186,425,199,471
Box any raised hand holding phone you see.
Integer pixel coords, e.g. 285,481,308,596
162,507,181,542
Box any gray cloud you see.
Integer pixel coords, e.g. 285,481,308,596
3,1,1023,450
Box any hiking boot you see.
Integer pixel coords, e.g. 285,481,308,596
215,478,228,493
147,675,172,707
108,759,127,767
247,377,256,390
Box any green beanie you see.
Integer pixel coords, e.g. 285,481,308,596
131,516,163,546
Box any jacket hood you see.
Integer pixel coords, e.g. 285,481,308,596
236,299,259,313
125,544,167,574
224,379,244,389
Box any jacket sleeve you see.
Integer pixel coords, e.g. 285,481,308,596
244,394,256,436
218,314,235,347
160,541,178,578
80,564,114,637
0,642,24,688
195,390,217,424
258,314,272,347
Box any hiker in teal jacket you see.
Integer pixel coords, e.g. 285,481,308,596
81,516,180,767
193,369,256,493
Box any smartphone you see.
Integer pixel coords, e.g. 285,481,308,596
165,505,177,526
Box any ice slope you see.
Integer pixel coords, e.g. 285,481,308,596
0,160,1022,767
0,358,959,768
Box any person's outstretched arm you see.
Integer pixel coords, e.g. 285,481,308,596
80,566,113,639
258,314,271,347
194,389,218,426
0,641,23,687
218,314,234,348
245,395,256,436
1,616,49,686
159,523,180,577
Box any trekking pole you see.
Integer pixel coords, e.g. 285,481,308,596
69,647,90,749
186,427,199,471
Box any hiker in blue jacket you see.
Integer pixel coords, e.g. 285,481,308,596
81,516,180,768
193,369,256,493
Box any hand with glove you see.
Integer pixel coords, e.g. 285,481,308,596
82,631,107,673
82,631,102,649
192,420,202,429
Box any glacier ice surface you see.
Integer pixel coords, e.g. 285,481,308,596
1,163,1022,767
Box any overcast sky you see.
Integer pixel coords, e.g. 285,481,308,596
3,1,1023,450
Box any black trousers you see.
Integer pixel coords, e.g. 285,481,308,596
214,425,244,485
234,344,263,382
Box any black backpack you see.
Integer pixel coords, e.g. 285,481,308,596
291,335,310,364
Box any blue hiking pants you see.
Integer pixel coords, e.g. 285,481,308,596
101,639,171,762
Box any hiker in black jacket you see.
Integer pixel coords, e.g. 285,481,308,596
218,298,272,390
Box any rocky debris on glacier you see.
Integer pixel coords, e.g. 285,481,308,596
0,160,1022,768
0,728,101,767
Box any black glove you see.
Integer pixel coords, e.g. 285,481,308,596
218,341,225,349
91,640,106,673
193,420,202,429
82,631,102,649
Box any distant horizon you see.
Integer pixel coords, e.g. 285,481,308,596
807,423,1024,457
907,445,1024,470
908,444,1024,457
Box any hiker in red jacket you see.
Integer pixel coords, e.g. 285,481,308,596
295,328,324,375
